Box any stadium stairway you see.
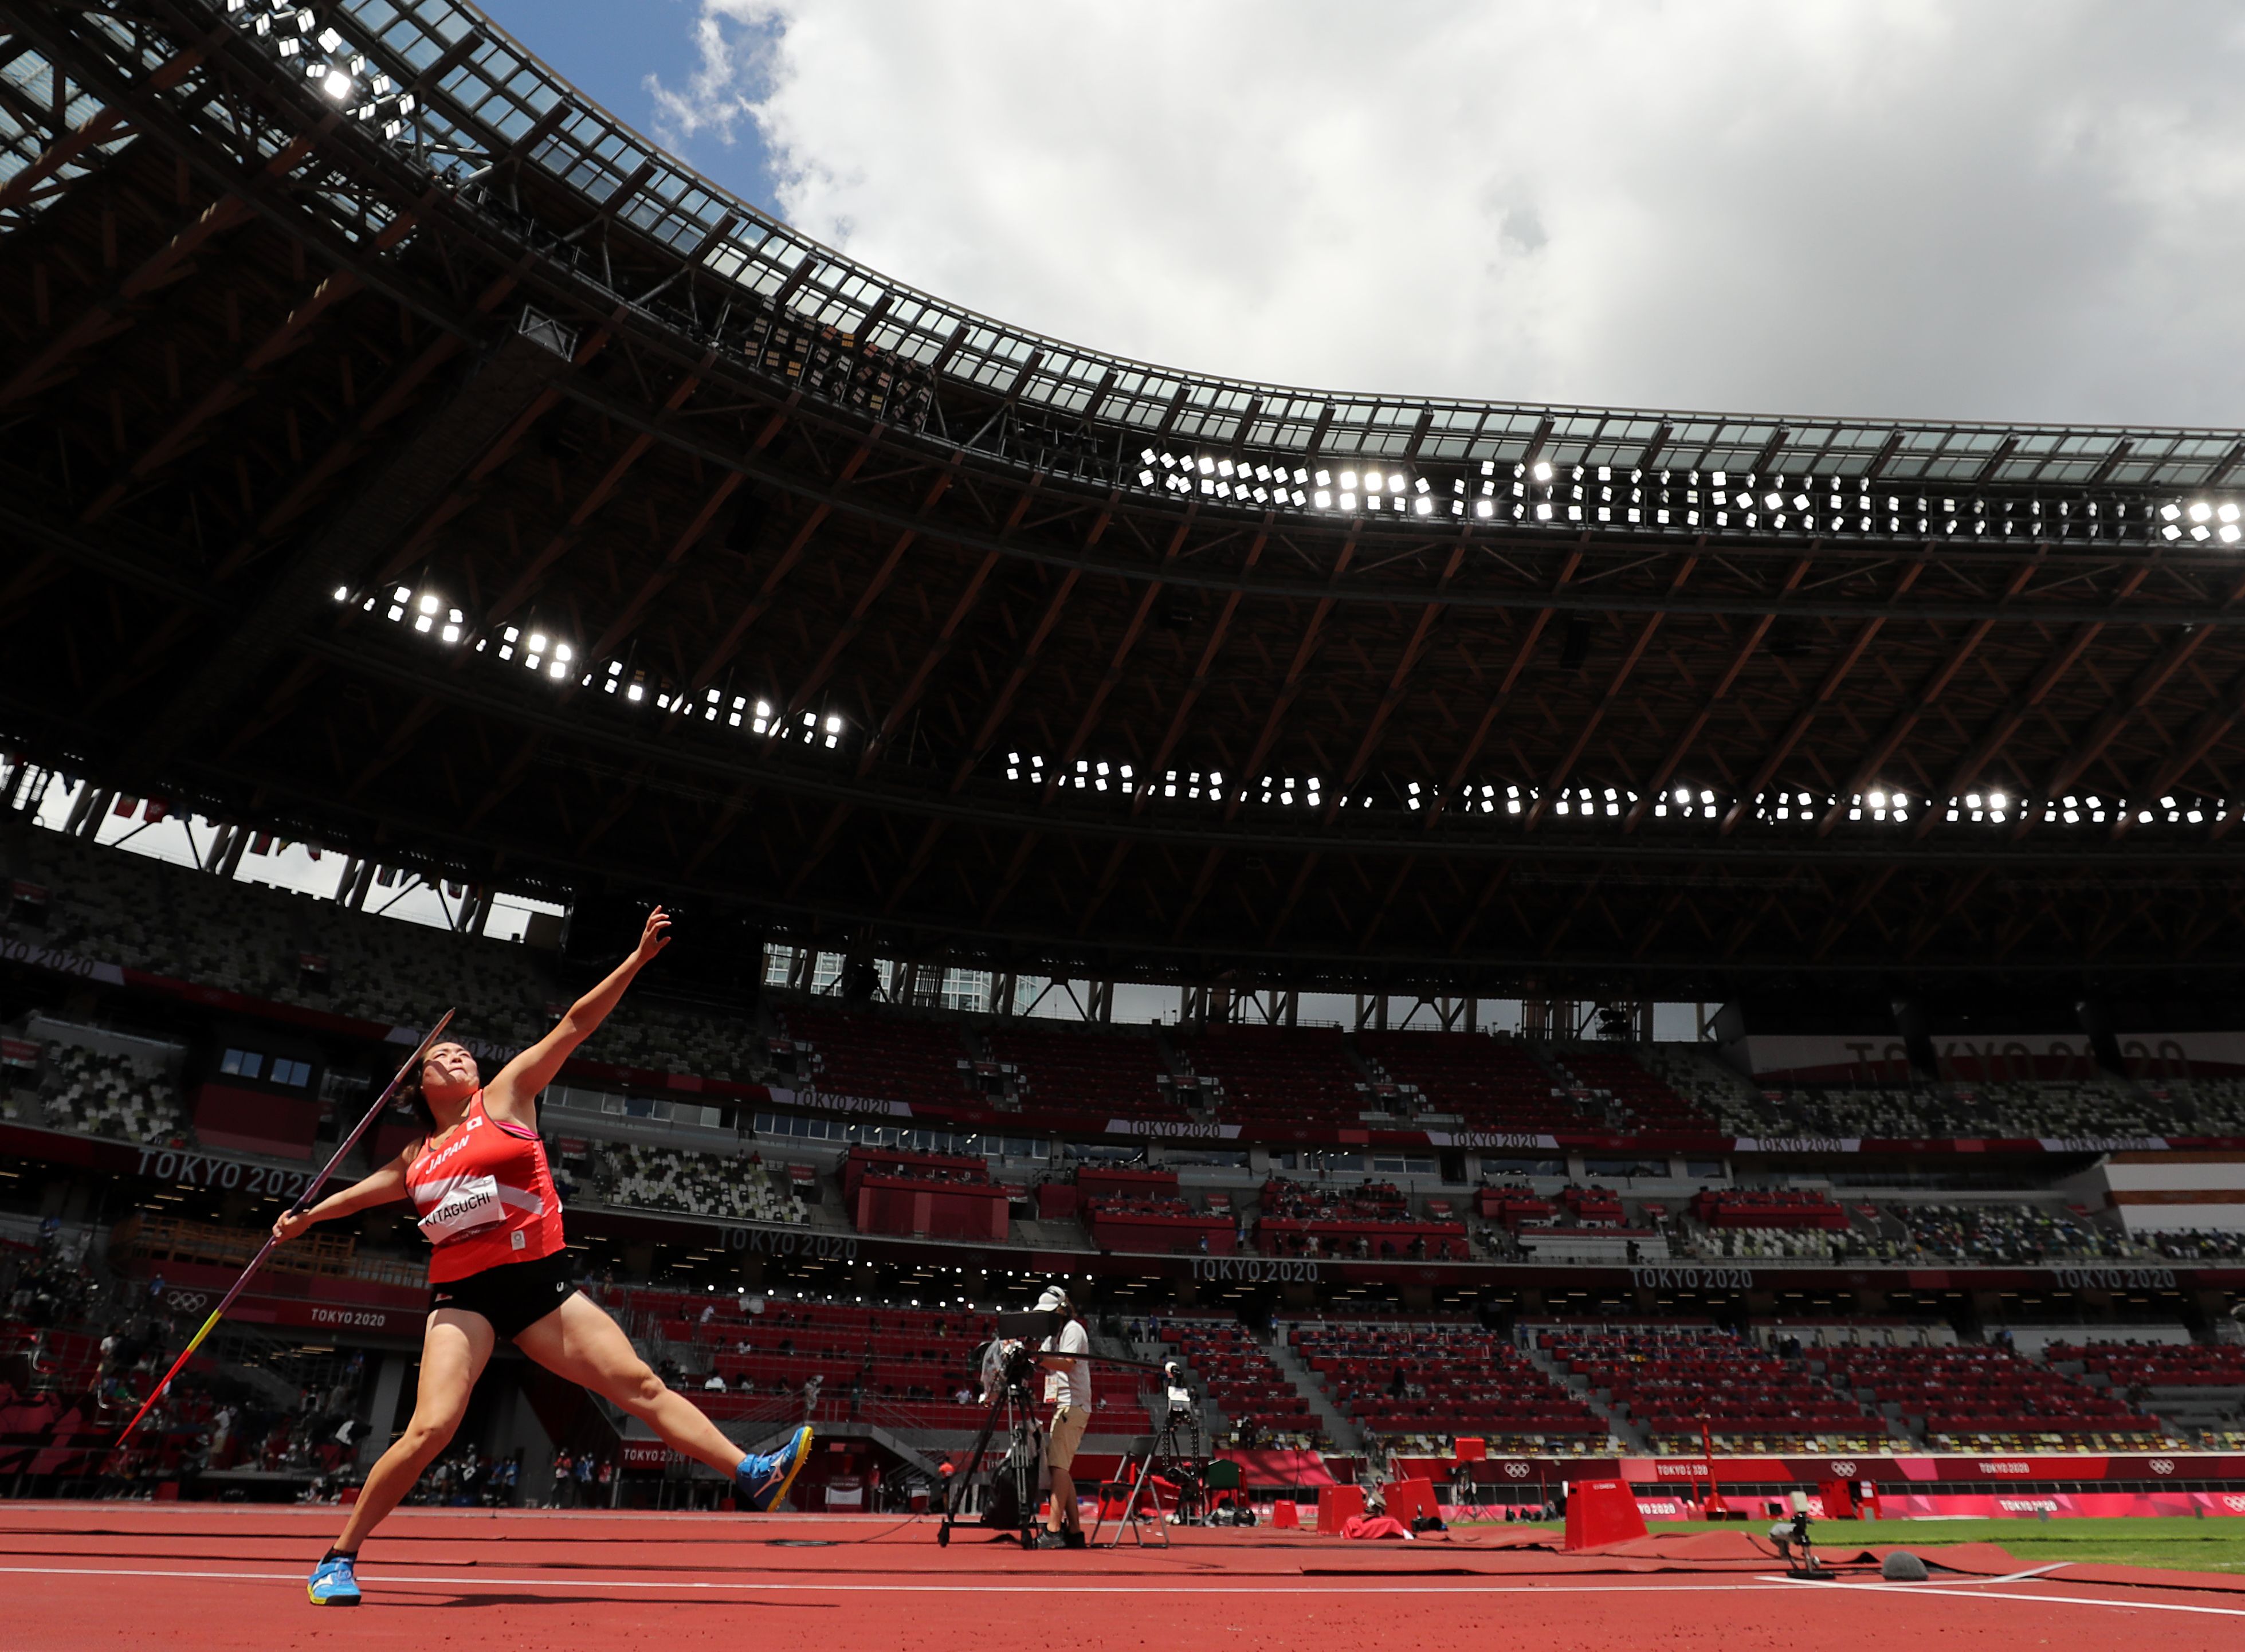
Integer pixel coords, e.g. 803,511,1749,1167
1266,1329,1363,1453
1523,1336,1647,1452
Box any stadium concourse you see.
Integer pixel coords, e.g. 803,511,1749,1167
5,0,2245,1641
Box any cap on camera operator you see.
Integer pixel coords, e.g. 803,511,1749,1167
1034,1284,1090,1549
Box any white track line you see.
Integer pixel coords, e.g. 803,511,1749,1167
6,1561,2245,1614
1765,1563,2069,1587
1804,1581,2245,1619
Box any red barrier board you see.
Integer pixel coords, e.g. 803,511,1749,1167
1564,1478,1648,1548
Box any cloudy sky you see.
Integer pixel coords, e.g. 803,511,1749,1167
484,0,2245,426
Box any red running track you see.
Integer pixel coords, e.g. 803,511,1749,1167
2,1505,2241,1652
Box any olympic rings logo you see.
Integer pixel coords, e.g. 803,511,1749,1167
2150,1459,2175,1476
1504,1461,1531,1478
1828,1461,1858,1478
162,1290,210,1313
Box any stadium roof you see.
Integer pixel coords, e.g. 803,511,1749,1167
6,0,2245,1000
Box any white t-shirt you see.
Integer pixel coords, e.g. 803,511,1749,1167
1041,1318,1091,1409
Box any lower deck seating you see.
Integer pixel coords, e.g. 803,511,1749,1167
643,1296,1135,1433
1543,1327,1884,1452
1821,1344,2176,1448
1290,1322,1607,1447
1159,1320,1315,1442
2050,1341,2245,1388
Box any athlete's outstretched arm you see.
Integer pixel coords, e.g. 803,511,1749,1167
486,905,670,1123
269,1154,411,1242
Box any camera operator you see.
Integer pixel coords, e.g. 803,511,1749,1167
1034,1284,1090,1550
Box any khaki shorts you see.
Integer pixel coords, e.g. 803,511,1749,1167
1046,1403,1089,1470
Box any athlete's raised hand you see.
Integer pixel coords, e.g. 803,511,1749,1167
635,905,673,964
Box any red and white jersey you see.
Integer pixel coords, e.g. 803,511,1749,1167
403,1092,566,1282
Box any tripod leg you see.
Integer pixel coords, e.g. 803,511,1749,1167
939,1387,1010,1547
1108,1451,1150,1548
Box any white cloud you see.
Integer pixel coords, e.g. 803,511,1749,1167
658,1,2245,426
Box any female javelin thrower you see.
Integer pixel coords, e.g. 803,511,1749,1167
272,907,811,1606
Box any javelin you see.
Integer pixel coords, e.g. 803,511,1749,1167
109,1009,457,1450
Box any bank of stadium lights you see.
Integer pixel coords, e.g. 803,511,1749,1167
1847,790,1912,823
341,583,466,646
494,626,573,680
1256,775,1321,807
1000,754,1139,792
1124,452,2245,548
1757,790,1823,823
2161,501,2244,544
1140,450,1310,508
237,1,417,136
1549,786,1633,818
1655,788,1720,822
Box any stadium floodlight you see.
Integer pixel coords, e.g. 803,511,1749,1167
1532,461,1553,482
2190,502,2213,523
1313,490,1333,509
1474,500,1494,518
332,586,349,602
321,68,354,102
1339,491,1357,511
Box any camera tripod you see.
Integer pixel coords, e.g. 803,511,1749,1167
1092,1391,1209,1548
933,1316,1178,1551
936,1347,1044,1549
1772,1513,1825,1576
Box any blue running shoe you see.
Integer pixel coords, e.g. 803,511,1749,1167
307,1553,361,1606
737,1425,813,1512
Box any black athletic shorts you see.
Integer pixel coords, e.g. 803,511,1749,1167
428,1249,578,1340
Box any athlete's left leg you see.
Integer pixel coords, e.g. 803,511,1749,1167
514,1292,751,1478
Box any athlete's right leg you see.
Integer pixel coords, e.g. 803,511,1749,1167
332,1310,493,1553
